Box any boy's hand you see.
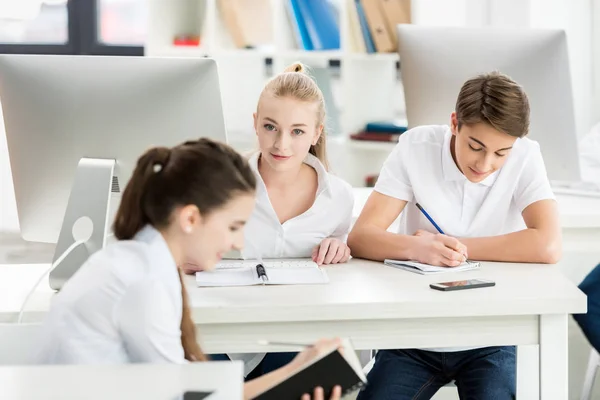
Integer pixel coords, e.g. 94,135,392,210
412,231,468,267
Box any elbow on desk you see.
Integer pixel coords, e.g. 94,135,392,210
537,239,563,264
347,230,361,256
347,229,371,259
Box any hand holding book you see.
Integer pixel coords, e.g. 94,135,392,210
252,337,367,399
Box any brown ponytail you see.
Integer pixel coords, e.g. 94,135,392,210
112,138,256,362
178,269,206,361
258,61,330,170
113,147,171,240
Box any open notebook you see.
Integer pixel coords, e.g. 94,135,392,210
195,259,329,287
384,259,480,275
254,338,367,399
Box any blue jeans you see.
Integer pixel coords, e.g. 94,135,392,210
210,352,297,381
357,347,516,400
574,264,600,352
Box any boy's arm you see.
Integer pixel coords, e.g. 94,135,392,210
349,192,468,266
348,191,416,261
461,199,562,264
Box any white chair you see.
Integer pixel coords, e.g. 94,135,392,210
581,348,600,400
0,323,42,365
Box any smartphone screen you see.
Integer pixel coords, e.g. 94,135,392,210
182,392,213,400
430,279,495,291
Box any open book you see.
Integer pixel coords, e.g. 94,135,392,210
195,259,329,287
253,338,367,400
384,259,480,275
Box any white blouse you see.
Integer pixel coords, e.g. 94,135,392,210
228,152,354,376
240,152,355,259
37,226,186,365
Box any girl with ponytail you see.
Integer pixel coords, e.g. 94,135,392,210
37,137,342,400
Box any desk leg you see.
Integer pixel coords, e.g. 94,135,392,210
539,314,568,400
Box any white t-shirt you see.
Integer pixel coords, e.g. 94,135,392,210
374,125,555,352
37,226,186,364
241,152,354,258
375,125,555,238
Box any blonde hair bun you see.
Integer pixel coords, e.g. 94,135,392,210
283,62,305,74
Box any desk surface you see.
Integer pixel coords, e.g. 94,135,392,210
352,188,600,229
185,259,586,325
0,259,585,324
0,362,243,400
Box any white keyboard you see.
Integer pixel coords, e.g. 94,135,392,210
551,180,600,198
215,259,319,270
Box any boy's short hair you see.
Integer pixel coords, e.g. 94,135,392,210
455,71,530,138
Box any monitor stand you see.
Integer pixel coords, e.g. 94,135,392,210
49,158,117,290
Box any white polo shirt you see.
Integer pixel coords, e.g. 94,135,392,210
375,125,555,238
374,125,555,352
37,226,186,365
240,152,354,259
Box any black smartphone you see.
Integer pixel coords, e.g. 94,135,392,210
182,392,213,400
430,279,495,291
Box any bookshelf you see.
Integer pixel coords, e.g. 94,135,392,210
146,0,405,186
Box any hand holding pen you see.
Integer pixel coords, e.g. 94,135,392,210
413,203,469,267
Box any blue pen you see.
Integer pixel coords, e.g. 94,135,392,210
415,203,445,234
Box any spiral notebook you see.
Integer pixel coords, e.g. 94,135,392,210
253,339,367,399
384,259,480,275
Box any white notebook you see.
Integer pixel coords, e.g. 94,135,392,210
384,259,480,275
196,259,329,287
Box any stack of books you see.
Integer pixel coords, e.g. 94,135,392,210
350,120,408,142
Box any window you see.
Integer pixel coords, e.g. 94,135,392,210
97,0,146,46
0,0,144,55
0,2,68,44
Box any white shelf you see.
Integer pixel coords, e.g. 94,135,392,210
146,0,405,186
328,136,397,152
344,52,399,61
345,139,398,151
149,46,400,64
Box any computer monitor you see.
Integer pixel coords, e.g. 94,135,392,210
0,55,227,289
397,25,580,182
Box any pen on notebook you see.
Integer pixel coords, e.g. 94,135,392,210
256,263,268,284
415,202,469,263
245,236,268,282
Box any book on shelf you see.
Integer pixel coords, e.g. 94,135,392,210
217,0,272,49
350,120,408,142
379,0,411,47
350,131,401,142
286,0,340,51
365,120,408,133
360,0,394,52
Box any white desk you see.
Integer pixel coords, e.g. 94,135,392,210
185,259,585,400
0,362,243,399
0,259,584,399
